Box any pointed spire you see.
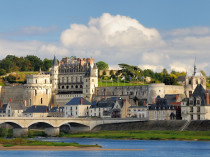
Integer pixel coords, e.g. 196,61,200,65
193,57,197,76
53,55,58,66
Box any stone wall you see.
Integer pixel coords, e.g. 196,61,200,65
0,85,24,104
94,85,148,101
165,85,184,95
92,120,187,131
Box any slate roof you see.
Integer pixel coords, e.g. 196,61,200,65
23,106,49,113
0,104,8,113
50,107,64,112
129,106,147,109
184,84,209,106
177,75,186,82
148,95,176,110
52,55,58,66
65,97,91,106
164,94,177,104
90,97,123,109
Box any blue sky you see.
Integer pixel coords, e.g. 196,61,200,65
1,0,210,74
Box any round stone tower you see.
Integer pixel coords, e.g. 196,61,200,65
147,83,165,104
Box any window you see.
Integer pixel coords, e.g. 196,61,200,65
196,100,200,105
92,79,94,82
197,107,200,112
190,107,193,112
41,98,43,104
36,79,37,84
45,79,47,84
46,89,48,94
35,90,37,96
62,77,64,83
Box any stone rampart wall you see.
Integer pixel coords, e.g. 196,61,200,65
165,85,184,95
0,85,24,104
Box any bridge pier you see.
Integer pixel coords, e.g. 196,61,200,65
13,128,28,137
44,127,60,136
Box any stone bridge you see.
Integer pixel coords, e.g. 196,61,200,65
0,117,147,137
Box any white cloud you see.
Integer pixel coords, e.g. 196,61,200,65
1,13,210,75
60,13,163,50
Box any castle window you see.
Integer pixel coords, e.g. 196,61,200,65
62,77,64,83
66,86,69,89
189,80,191,84
35,90,37,96
67,77,69,83
196,100,200,105
36,79,37,84
41,98,43,104
80,85,83,88
80,76,82,82
197,107,200,112
46,89,48,94
71,77,73,82
76,85,78,88
45,79,47,84
71,85,73,88
196,79,198,84
29,99,31,106
62,86,64,89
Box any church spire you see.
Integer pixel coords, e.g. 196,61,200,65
193,57,197,76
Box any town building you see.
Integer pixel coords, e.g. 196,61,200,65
22,105,49,117
48,106,64,117
89,97,130,118
148,96,176,120
181,84,210,120
64,97,91,118
127,100,148,119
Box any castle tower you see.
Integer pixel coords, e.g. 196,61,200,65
23,74,52,106
51,56,59,93
83,63,98,101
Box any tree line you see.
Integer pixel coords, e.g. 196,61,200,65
97,61,187,85
0,55,53,75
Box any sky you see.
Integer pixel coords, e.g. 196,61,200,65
1,0,210,74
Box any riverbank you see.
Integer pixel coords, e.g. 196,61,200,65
61,130,210,141
0,138,101,148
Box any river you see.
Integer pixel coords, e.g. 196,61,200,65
0,138,210,157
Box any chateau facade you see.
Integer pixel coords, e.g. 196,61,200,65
51,56,98,106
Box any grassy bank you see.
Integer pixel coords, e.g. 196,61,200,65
0,138,101,148
60,130,210,141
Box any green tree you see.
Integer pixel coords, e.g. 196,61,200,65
200,70,206,77
0,69,6,76
25,55,43,71
96,61,109,71
43,58,53,71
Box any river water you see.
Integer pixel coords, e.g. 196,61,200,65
0,138,210,157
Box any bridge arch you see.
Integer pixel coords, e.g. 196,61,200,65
59,121,90,132
27,121,55,128
0,121,23,128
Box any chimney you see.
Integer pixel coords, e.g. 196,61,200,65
206,91,209,105
176,94,179,101
9,98,12,103
80,98,83,105
155,98,157,104
24,100,27,107
189,91,192,97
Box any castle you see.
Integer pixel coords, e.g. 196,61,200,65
0,56,206,109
